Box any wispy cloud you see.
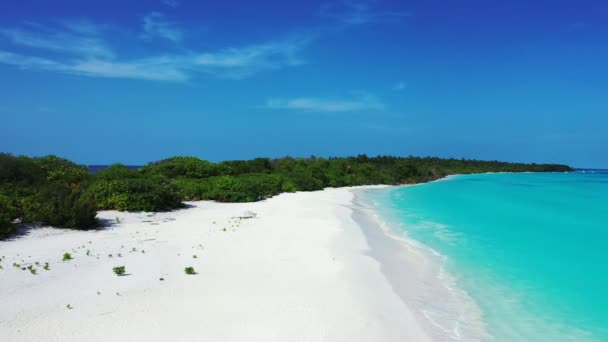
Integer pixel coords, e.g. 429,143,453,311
265,93,385,113
393,81,406,91
0,15,310,82
0,50,66,71
321,0,412,26
162,0,179,8
0,37,309,82
141,12,182,42
0,24,113,58
0,1,404,82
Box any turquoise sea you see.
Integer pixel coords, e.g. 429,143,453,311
364,172,608,341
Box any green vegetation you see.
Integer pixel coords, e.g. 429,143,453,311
0,152,572,237
63,253,73,261
0,154,96,234
113,266,126,276
85,164,182,211
27,265,36,275
184,266,196,275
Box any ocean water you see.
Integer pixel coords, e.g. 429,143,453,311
364,172,608,341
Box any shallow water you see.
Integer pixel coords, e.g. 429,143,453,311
364,172,608,341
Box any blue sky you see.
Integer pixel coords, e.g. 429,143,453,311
0,0,606,167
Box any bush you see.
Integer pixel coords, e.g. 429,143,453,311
139,156,218,178
21,185,97,229
113,266,126,276
0,153,46,185
34,155,89,187
184,266,196,275
93,164,140,181
173,173,296,202
87,176,182,212
0,194,17,236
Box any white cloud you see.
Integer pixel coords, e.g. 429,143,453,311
162,0,179,8
0,26,113,58
393,81,406,91
265,93,385,113
0,1,401,82
71,57,188,81
0,50,67,71
142,12,182,42
321,1,412,26
0,36,309,82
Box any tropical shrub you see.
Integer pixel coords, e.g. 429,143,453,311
113,266,126,276
87,176,182,212
139,156,219,178
0,194,17,236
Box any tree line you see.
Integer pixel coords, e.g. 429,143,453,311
0,153,572,236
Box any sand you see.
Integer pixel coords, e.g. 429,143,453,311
0,187,433,342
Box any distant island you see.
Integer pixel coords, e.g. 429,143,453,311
0,153,572,236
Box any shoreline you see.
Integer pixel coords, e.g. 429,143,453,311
350,186,489,341
0,187,433,341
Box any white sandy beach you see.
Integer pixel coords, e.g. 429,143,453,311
0,187,435,342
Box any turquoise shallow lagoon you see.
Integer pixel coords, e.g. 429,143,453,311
364,172,608,341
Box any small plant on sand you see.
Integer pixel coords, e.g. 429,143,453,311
184,266,196,275
113,266,126,276
192,255,197,259
86,250,91,256
27,265,37,275
63,253,73,261
66,304,73,310
43,263,50,271
13,262,21,268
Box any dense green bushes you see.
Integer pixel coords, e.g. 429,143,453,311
87,165,182,211
0,194,17,235
0,152,573,237
20,185,97,228
0,154,97,234
139,156,219,178
173,173,296,202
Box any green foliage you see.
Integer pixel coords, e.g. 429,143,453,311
20,185,97,229
173,173,296,202
93,164,140,180
184,266,196,275
87,176,182,212
0,154,96,232
0,152,573,237
34,155,89,187
63,253,73,261
139,156,219,178
0,194,17,236
113,266,126,276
